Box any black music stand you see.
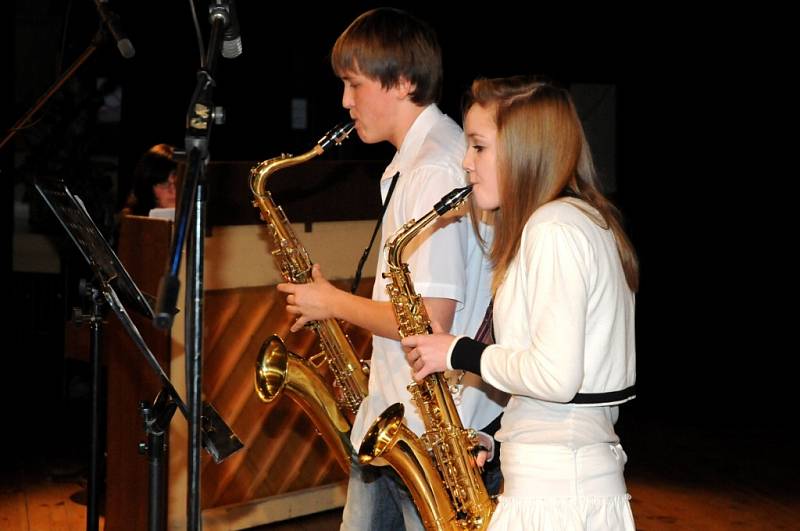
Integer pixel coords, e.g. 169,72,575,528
34,179,243,531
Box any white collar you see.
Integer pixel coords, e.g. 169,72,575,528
382,104,443,181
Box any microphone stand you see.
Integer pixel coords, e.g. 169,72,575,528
153,5,231,529
0,23,116,152
86,283,104,531
71,279,106,531
0,33,98,151
139,391,177,531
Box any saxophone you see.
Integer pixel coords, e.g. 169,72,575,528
358,186,495,531
251,122,370,472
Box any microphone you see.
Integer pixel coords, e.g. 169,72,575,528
93,0,135,59
210,1,243,59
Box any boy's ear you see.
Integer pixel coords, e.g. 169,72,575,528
395,76,416,100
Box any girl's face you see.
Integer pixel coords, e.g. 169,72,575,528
463,104,500,210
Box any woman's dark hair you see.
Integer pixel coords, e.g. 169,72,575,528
128,144,176,215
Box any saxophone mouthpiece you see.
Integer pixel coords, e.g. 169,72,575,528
434,185,473,215
318,121,356,151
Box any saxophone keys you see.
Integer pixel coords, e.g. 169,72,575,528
308,350,327,369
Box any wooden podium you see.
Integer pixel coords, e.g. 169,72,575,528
105,216,173,531
106,212,377,530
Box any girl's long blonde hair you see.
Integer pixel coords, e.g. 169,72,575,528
466,77,638,293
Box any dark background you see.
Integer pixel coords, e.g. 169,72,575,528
2,1,789,465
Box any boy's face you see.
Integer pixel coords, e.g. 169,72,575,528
340,68,406,146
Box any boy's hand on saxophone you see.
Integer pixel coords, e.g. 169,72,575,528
278,264,342,332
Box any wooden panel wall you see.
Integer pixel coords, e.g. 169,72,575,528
106,215,375,530
195,280,372,509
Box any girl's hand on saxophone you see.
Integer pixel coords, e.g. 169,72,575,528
401,333,457,381
278,264,342,332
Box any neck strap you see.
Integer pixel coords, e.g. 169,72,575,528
350,171,400,294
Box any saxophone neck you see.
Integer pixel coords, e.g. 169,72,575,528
249,121,355,197
385,210,438,269
249,147,322,197
384,185,473,269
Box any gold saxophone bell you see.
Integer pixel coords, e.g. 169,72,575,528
255,334,356,472
359,402,403,467
254,335,289,402
359,404,457,531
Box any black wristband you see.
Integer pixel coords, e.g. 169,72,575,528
451,336,487,376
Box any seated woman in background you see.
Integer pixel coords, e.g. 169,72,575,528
123,143,177,216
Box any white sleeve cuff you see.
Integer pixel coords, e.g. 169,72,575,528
477,431,496,462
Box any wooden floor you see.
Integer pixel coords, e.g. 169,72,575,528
1,410,797,531
0,459,104,531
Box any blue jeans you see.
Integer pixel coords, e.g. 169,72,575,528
340,461,424,531
483,458,503,497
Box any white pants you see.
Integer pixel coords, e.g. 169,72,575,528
489,442,636,530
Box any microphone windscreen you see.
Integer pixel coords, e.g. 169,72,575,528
221,38,242,59
117,38,136,59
